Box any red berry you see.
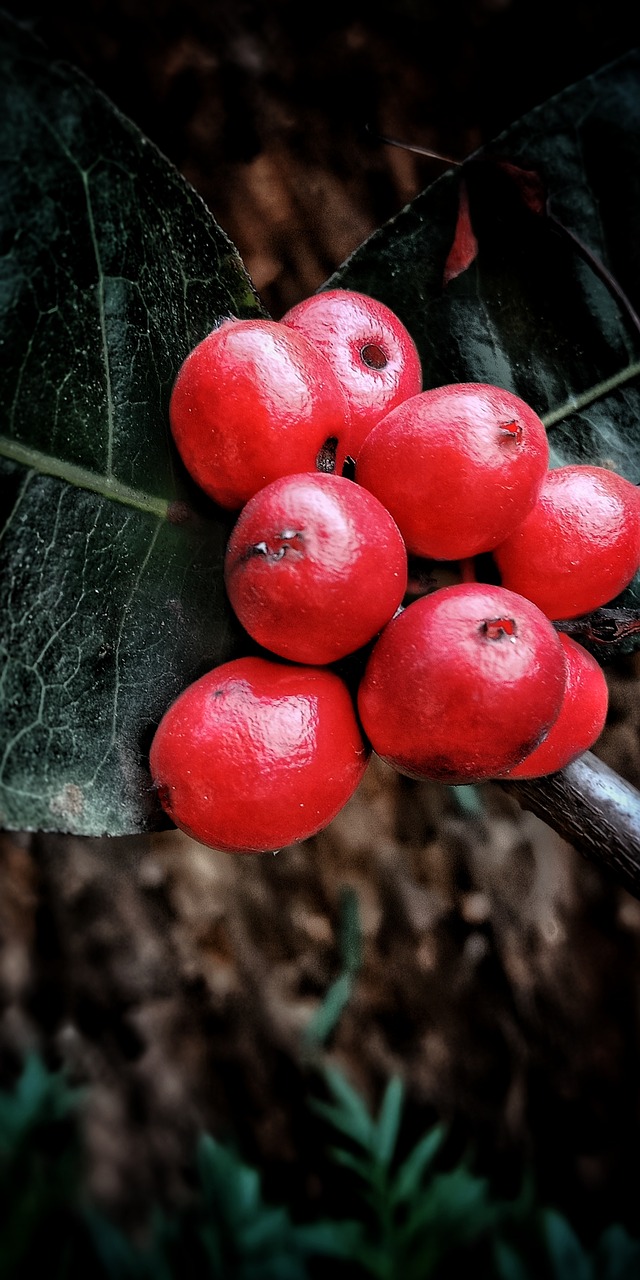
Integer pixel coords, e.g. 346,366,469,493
150,656,370,854
224,471,407,665
280,289,423,458
498,633,609,778
355,382,549,560
493,465,640,619
169,318,351,509
357,583,567,784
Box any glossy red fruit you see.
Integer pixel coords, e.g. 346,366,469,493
150,656,369,854
224,471,407,665
280,289,422,459
357,583,567,784
169,317,351,509
493,465,640,620
498,633,609,778
355,382,549,560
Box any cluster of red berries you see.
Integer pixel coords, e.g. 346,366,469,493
150,290,640,855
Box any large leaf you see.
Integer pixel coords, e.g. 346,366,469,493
328,47,640,613
3,14,640,838
0,12,265,835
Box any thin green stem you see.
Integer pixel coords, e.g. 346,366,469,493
541,360,640,429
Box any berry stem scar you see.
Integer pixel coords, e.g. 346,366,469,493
483,617,517,641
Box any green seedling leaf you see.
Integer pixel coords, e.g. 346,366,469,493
313,1064,376,1150
302,885,362,1051
390,1122,448,1205
397,1164,503,1254
339,884,363,974
0,1054,85,1278
541,1208,595,1280
0,1052,81,1152
0,12,264,835
328,1144,375,1182
312,1097,374,1152
193,1134,314,1279
86,1207,177,1280
373,1075,404,1168
328,48,640,628
293,1218,366,1260
303,973,354,1051
596,1224,640,1279
197,1133,262,1223
492,1236,537,1280
235,1205,296,1254
196,1220,225,1275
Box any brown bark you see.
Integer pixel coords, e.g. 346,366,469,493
504,753,640,901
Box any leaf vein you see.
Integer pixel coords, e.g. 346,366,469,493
0,437,170,519
85,519,162,790
543,360,640,428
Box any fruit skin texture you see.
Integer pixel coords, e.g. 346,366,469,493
224,471,408,665
149,656,370,854
493,464,640,620
280,288,423,458
498,633,608,779
357,583,568,784
168,317,351,510
354,382,549,560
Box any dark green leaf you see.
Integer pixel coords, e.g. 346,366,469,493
397,1165,503,1252
0,12,264,835
328,49,640,623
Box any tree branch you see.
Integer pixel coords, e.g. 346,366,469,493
499,752,640,900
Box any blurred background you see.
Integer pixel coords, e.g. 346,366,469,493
2,1,640,1275
8,0,640,319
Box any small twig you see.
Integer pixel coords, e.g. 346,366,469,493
365,125,462,168
500,752,640,901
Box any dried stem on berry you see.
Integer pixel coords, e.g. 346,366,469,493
498,419,523,443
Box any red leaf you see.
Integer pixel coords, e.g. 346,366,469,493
443,180,478,284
